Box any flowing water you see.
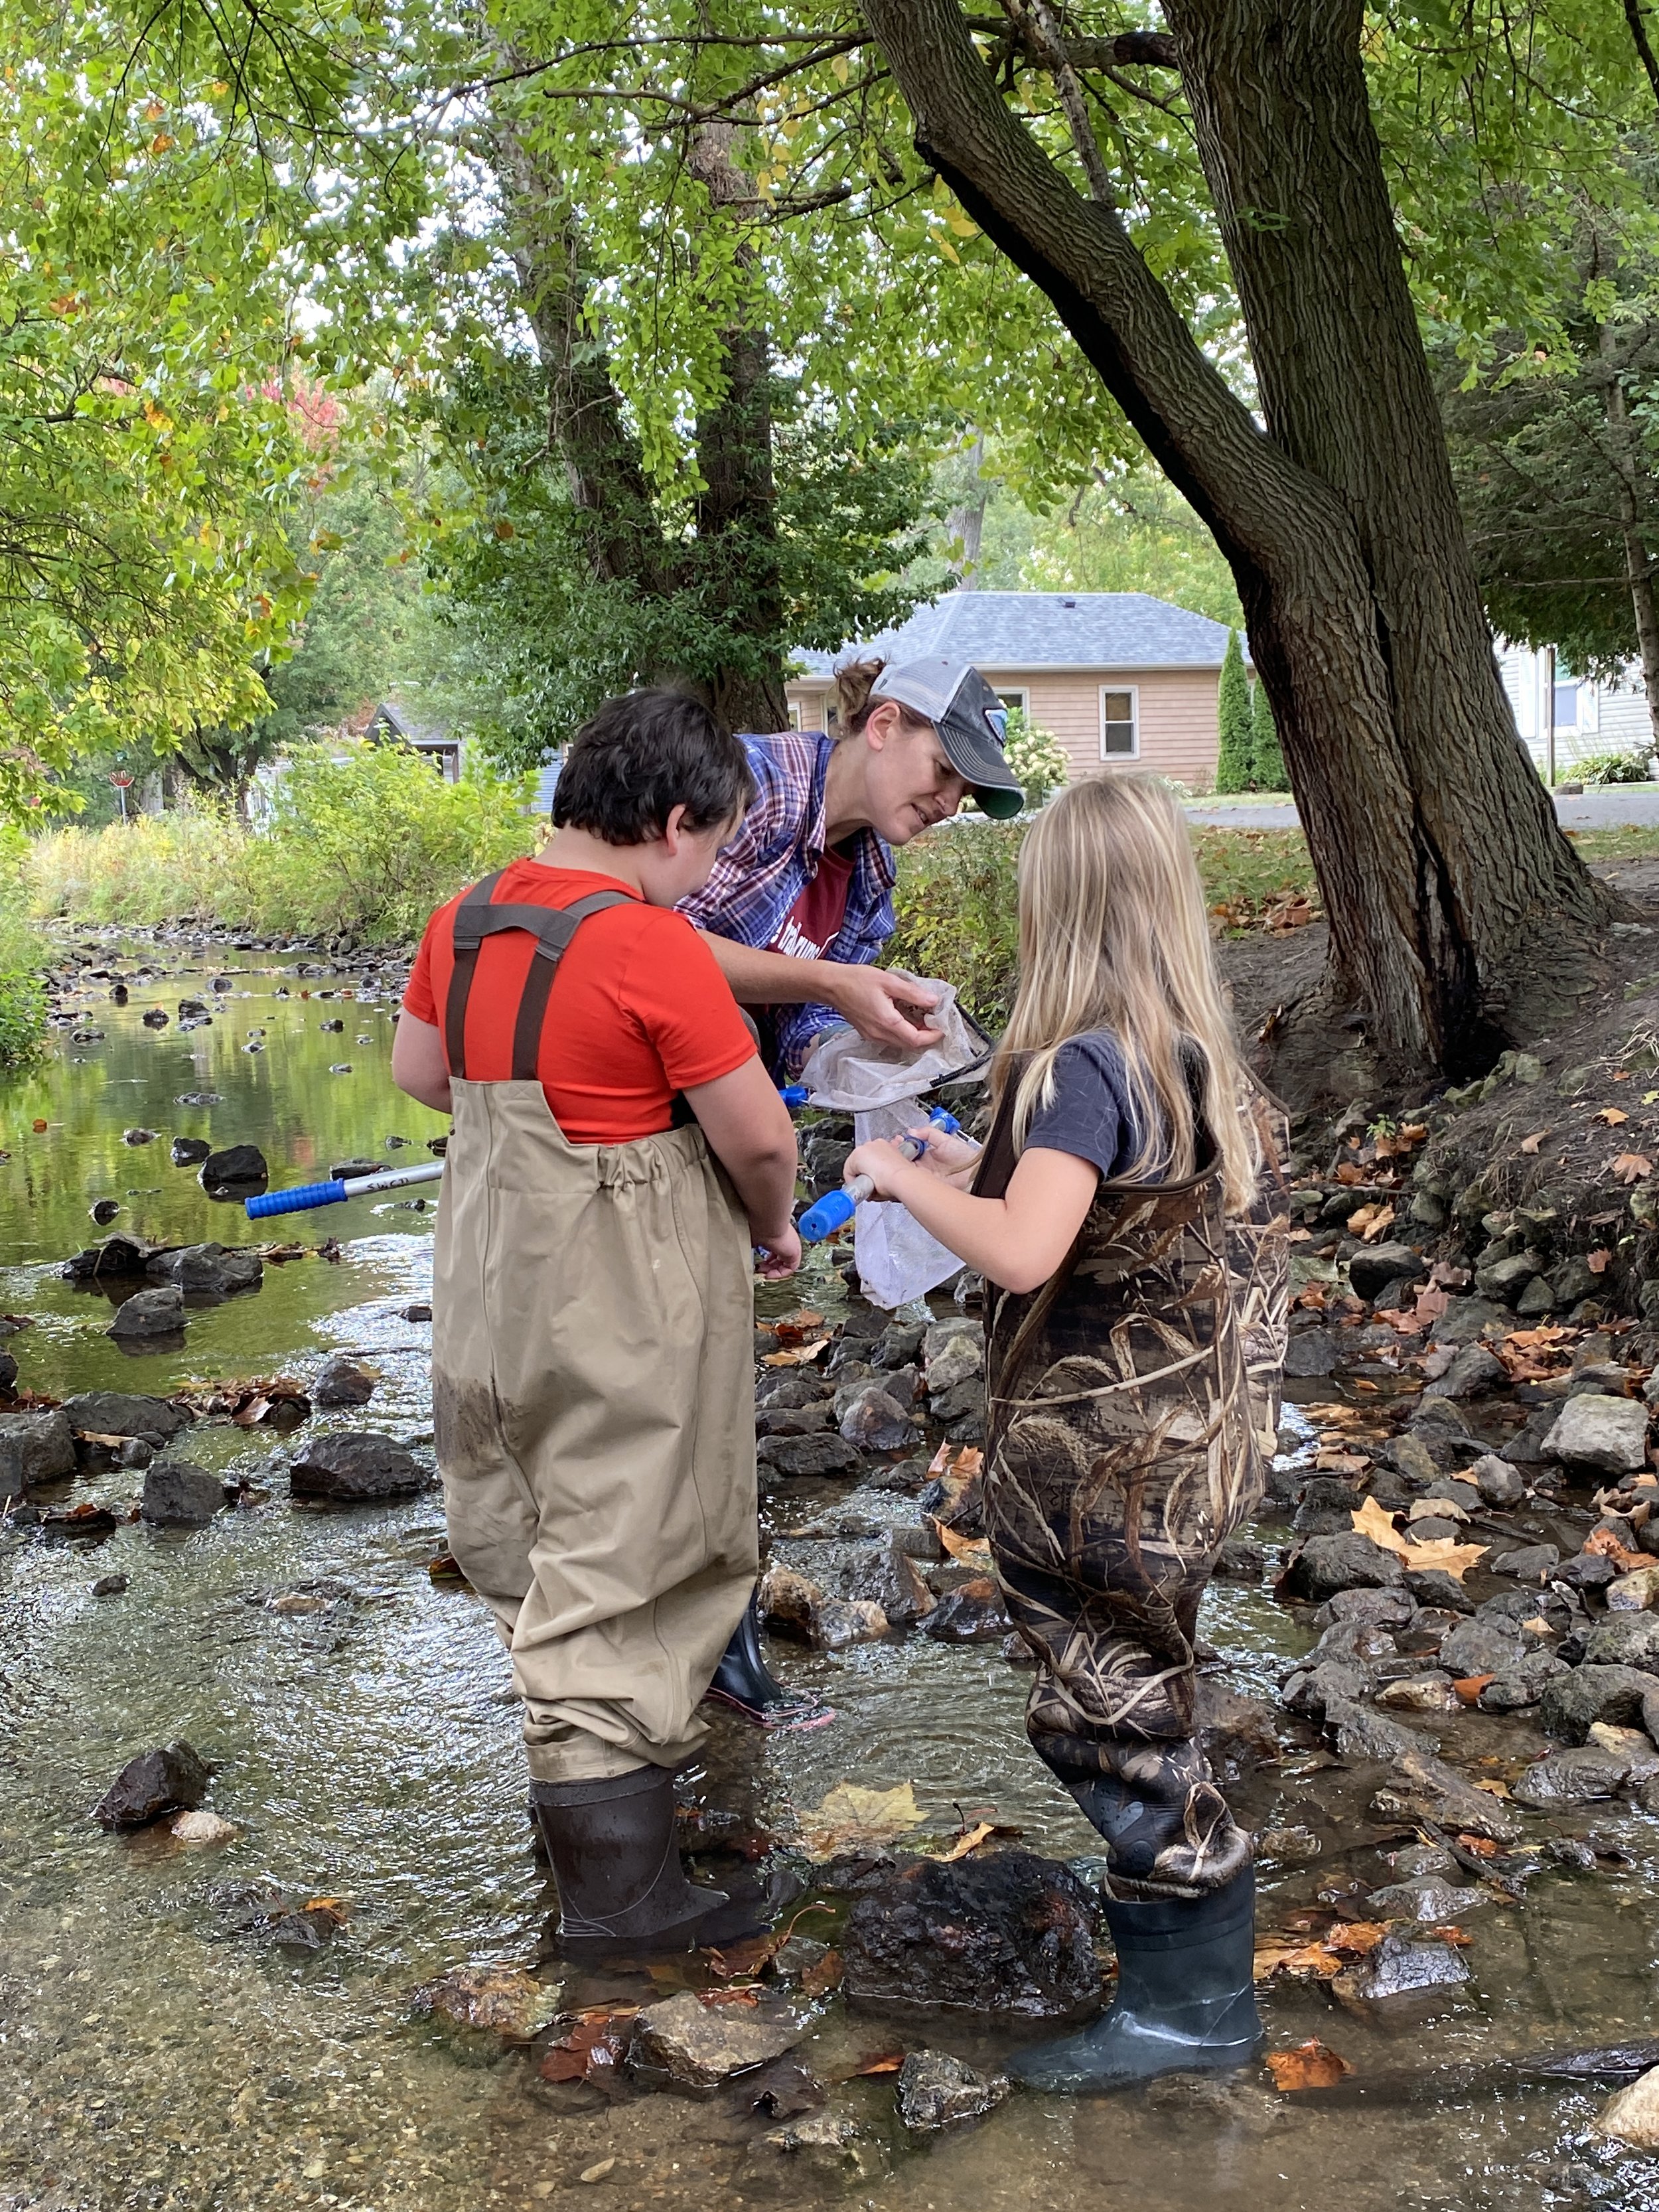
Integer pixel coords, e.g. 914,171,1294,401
3,936,1659,2211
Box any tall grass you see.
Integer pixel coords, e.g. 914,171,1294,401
0,836,44,1069
27,743,539,944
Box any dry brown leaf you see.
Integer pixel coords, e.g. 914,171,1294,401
1253,1942,1344,1983
1430,1926,1475,1947
1400,1124,1429,1143
1597,1107,1630,1126
1587,1248,1612,1274
849,2051,904,2077
800,1948,843,1998
1266,2039,1353,2092
1519,1130,1550,1154
540,2006,638,2085
762,1340,830,1367
1472,1779,1512,1800
927,1820,995,1864
1350,1497,1486,1581
1586,1526,1648,1574
1325,1921,1388,1954
1334,1161,1366,1185
1613,1153,1654,1185
934,1521,992,1564
1452,1674,1496,1704
1346,1203,1396,1243
1316,1449,1371,1475
1457,1834,1500,1858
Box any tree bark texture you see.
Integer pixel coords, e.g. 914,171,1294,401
864,0,1617,1078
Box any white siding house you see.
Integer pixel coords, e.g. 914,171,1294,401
1496,643,1656,773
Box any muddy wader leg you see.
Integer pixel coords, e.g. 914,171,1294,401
705,1589,835,1730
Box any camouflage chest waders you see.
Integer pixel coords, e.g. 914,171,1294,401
430,874,758,1786
976,1083,1289,1900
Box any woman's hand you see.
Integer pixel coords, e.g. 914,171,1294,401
822,966,943,1051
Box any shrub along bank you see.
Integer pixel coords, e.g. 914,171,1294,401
0,838,45,1069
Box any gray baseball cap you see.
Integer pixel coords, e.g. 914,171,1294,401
869,656,1025,819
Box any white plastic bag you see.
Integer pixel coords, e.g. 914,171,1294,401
849,1098,969,1311
796,973,988,1112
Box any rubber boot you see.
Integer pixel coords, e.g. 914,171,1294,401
1009,1868,1263,2093
532,1765,778,1961
705,1590,835,1730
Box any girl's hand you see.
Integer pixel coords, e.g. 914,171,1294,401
843,1136,920,1199
901,1122,981,1176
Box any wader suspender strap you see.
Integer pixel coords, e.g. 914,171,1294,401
445,877,636,1080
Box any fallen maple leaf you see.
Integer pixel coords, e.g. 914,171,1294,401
1613,1153,1654,1185
1451,1674,1496,1704
1471,1779,1512,1800
1587,1248,1612,1274
848,2050,904,2077
798,1780,924,1861
1347,1203,1396,1243
934,1521,992,1564
1520,1131,1550,1154
1334,1162,1367,1185
1431,1925,1476,1947
1586,1526,1648,1574
763,1340,830,1367
1253,1941,1344,1982
1325,1921,1388,1954
1266,2039,1353,2092
1350,1497,1486,1580
1597,1107,1630,1126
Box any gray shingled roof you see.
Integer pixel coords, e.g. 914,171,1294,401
792,590,1233,677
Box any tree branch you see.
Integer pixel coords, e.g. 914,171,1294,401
1624,0,1659,118
1019,0,1117,206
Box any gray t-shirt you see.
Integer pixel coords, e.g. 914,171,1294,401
1023,1029,1149,1183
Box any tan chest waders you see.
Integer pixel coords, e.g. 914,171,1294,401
430,874,758,1785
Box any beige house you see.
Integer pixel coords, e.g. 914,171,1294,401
786,589,1233,788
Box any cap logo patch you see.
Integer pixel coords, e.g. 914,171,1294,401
984,706,1007,741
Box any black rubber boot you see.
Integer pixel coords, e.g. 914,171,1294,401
1010,1868,1263,2093
532,1766,778,1961
705,1591,835,1730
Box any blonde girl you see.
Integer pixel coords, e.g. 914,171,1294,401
844,773,1288,2093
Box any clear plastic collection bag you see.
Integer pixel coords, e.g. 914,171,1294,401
798,979,986,1311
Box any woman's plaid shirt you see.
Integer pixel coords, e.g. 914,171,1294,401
677,729,895,1073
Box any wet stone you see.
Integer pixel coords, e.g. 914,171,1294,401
1470,1453,1527,1507
311,1357,377,1409
89,1199,119,1226
1348,1242,1422,1301
922,1576,1012,1643
1440,1619,1526,1678
1429,1297,1508,1347
169,1138,211,1167
1489,1542,1560,1582
1424,1345,1506,1400
759,1564,888,1649
409,1965,561,2044
139,1459,228,1524
1292,1477,1366,1535
922,1320,982,1396
1213,1536,1266,1580
1280,1532,1406,1602
1331,1933,1471,2012
1544,1393,1650,1477
1317,1586,1415,1631
830,1536,936,1629
1540,1664,1657,1743
1478,1649,1569,1711
287,1432,431,1502
62,1234,155,1281
108,1285,185,1339
0,1408,76,1498
1366,1876,1486,1921
1371,1744,1524,1843
895,2050,1010,2134
90,1573,129,1596
1512,1747,1635,1806
198,1143,269,1197
1282,1329,1338,1379
757,1433,862,1479
842,1850,1100,2018
1582,1614,1659,1672
630,1989,806,2089
62,1390,192,1445
837,1384,922,1455
93,1739,210,1828
147,1243,263,1296
1325,1697,1423,1762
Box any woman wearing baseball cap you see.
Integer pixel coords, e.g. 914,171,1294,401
680,652,1025,1076
680,650,1023,1729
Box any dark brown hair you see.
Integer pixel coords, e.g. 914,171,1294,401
553,689,757,844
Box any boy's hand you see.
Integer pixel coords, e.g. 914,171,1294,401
843,1136,920,1199
753,1222,802,1279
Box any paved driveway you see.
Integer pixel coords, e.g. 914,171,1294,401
1185,785,1659,832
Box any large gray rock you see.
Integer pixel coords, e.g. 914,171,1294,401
1583,1615,1659,1674
1332,1933,1471,2011
1424,1346,1506,1400
107,1285,185,1339
287,1432,429,1501
922,1577,1012,1643
896,2051,1009,2133
1475,1251,1544,1305
843,1850,1099,2018
1544,1394,1650,1477
140,1459,226,1524
759,1564,887,1650
60,1392,192,1445
757,1432,862,1479
837,1384,922,1455
1513,1747,1634,1806
630,1990,806,2089
1280,1532,1406,1602
922,1321,981,1396
198,1144,268,1196
1440,1619,1526,1678
1348,1243,1422,1302
0,1409,76,1498
1370,1744,1524,1844
1478,1649,1571,1711
1469,1453,1526,1507
146,1242,263,1295
311,1357,377,1409
92,1740,210,1828
1325,1697,1424,1762
832,1536,936,1629
1540,1664,1657,1743
1366,1876,1486,1923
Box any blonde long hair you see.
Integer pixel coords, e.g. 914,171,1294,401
991,774,1260,1215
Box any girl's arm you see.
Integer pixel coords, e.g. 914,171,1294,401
843,1136,1098,1295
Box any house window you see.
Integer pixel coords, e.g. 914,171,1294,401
995,689,1028,717
787,700,804,731
1100,686,1139,759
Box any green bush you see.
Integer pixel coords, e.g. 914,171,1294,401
1214,630,1253,794
1575,745,1655,786
27,742,538,944
890,817,1025,1033
0,836,44,1069
999,707,1068,809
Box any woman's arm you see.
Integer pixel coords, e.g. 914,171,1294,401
391,1009,452,1114
842,1138,1098,1295
698,933,943,1052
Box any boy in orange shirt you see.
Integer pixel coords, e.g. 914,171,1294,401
394,690,800,1958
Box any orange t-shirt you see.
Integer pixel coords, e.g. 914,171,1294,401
403,861,757,1143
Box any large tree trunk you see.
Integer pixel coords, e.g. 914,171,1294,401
863,0,1617,1080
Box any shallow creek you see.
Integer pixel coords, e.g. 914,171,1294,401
1,936,1658,2212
